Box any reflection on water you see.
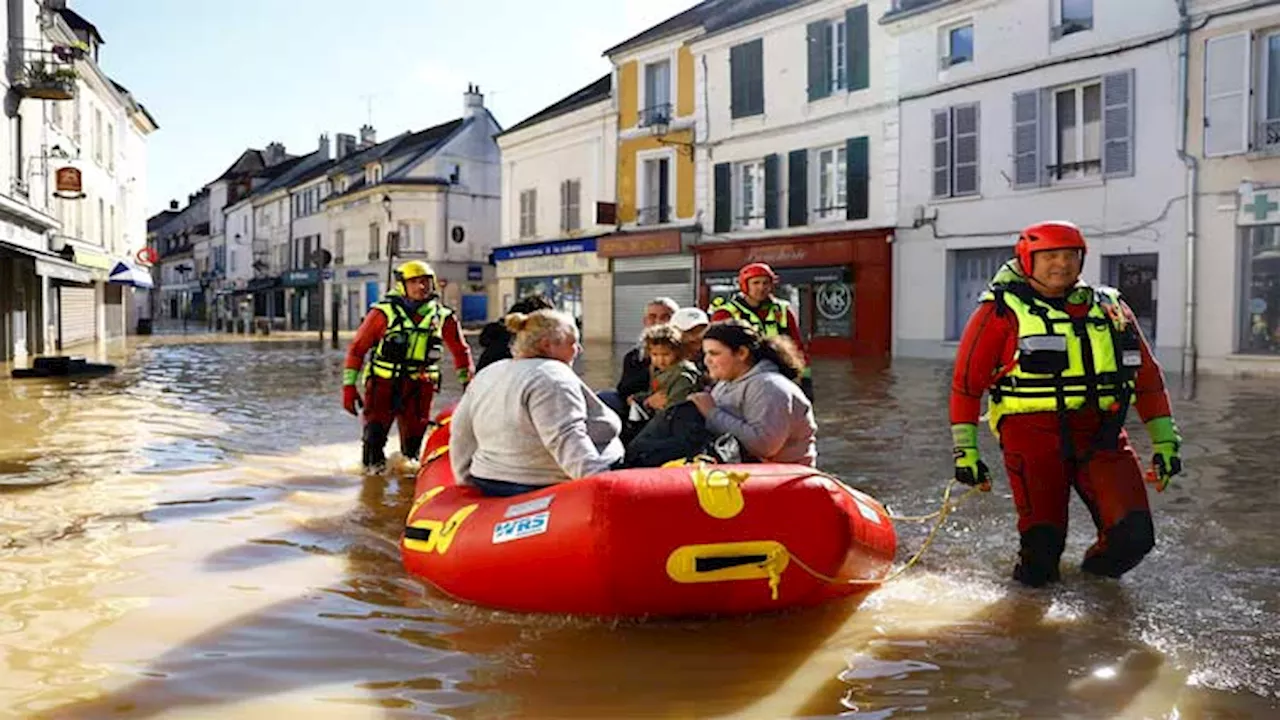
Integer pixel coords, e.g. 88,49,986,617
1,335,1277,718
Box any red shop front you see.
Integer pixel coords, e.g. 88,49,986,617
695,229,892,357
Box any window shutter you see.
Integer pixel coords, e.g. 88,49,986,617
1012,89,1042,188
788,149,808,227
1204,32,1250,157
847,5,870,92
559,181,567,231
738,39,764,117
764,154,781,229
932,108,952,198
730,44,745,118
846,136,869,220
714,162,732,233
1102,70,1135,177
953,103,980,195
807,21,831,102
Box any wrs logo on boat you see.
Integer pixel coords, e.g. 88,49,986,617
492,511,550,544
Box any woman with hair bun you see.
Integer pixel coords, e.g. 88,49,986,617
450,309,623,496
688,320,816,466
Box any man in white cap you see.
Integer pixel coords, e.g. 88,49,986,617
672,306,709,376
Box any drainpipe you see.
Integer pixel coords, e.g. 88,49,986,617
1175,0,1199,399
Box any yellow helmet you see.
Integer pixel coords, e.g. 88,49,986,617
396,260,435,281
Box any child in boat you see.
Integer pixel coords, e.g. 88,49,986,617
623,324,702,440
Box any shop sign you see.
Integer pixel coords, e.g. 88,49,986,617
282,269,320,287
1239,189,1280,226
502,251,609,278
815,282,854,338
492,237,598,262
698,237,856,271
597,231,682,258
467,264,484,281
54,167,84,199
71,246,113,271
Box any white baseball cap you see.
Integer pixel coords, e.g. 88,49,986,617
672,307,709,332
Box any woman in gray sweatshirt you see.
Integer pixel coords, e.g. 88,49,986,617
450,309,623,496
689,321,816,466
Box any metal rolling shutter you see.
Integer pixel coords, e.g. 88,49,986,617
612,256,694,345
59,285,96,348
104,284,125,338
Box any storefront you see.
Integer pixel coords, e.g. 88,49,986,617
494,237,612,342
1240,210,1280,356
695,229,892,357
282,268,323,331
598,230,696,345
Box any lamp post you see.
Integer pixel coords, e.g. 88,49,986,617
175,263,192,333
382,194,395,291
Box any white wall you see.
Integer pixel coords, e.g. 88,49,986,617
690,0,900,234
497,98,618,245
253,191,290,271
223,200,254,283
889,2,1186,365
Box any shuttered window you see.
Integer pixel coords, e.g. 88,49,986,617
730,39,764,118
560,179,581,232
788,149,808,227
846,136,869,221
1204,32,1250,157
1012,89,1044,188
764,154,781,229
1012,68,1135,188
932,103,980,198
713,162,732,233
1102,70,1134,177
847,5,870,92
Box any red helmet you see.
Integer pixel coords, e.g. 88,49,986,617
1015,221,1087,275
738,262,778,294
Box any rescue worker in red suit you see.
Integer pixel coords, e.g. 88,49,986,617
342,261,474,471
709,262,813,399
949,221,1184,587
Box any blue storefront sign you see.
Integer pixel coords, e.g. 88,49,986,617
467,264,484,281
492,237,598,262
281,269,321,287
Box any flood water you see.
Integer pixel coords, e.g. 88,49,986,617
1,333,1277,719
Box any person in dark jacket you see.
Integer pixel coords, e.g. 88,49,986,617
599,297,678,415
475,295,554,374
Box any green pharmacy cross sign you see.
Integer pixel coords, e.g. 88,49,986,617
1243,192,1279,223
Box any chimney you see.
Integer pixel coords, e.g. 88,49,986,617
264,141,288,166
169,199,179,210
318,133,331,159
463,83,484,119
336,133,356,159
358,124,377,148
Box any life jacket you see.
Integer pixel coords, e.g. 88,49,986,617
366,296,450,382
709,294,791,337
980,262,1144,456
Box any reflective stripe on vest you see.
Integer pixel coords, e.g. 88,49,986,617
710,294,790,337
368,299,448,380
981,284,1136,434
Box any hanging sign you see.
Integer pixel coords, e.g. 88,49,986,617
54,167,84,199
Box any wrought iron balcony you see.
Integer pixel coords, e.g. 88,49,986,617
637,204,671,226
1260,119,1280,150
14,56,77,101
638,103,673,129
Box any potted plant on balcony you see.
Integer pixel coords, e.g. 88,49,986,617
21,60,77,100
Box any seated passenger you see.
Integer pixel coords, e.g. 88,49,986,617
450,309,623,497
671,306,710,380
689,320,816,466
475,294,554,373
599,297,679,416
622,323,701,442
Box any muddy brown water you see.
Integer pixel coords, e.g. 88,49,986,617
1,334,1276,718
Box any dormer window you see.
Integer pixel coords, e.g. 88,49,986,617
367,163,383,184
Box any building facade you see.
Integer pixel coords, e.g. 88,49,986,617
1187,0,1280,373
690,0,897,357
324,87,502,332
886,0,1187,370
1,1,153,361
495,75,619,341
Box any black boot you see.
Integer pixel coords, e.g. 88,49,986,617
1012,525,1066,588
401,434,424,462
1081,511,1155,579
362,423,389,472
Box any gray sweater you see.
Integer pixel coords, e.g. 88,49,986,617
706,360,816,466
451,358,624,486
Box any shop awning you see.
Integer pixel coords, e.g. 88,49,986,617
108,261,154,288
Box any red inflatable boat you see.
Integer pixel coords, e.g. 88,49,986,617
400,411,898,617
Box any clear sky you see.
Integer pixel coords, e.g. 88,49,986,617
74,0,699,216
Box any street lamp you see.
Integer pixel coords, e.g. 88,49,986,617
175,263,193,333
382,193,395,290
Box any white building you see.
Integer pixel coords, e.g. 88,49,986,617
324,86,502,331
1186,0,1280,373
495,74,618,341
283,144,336,331
0,0,154,361
690,0,898,357
886,0,1187,370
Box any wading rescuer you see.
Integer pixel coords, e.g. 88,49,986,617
343,260,474,471
949,221,1184,587
709,262,813,399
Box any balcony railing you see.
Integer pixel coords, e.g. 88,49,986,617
638,103,673,129
1260,119,1280,150
637,204,671,226
14,56,77,101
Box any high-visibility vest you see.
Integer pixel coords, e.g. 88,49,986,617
367,298,449,381
710,294,791,337
981,280,1141,434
